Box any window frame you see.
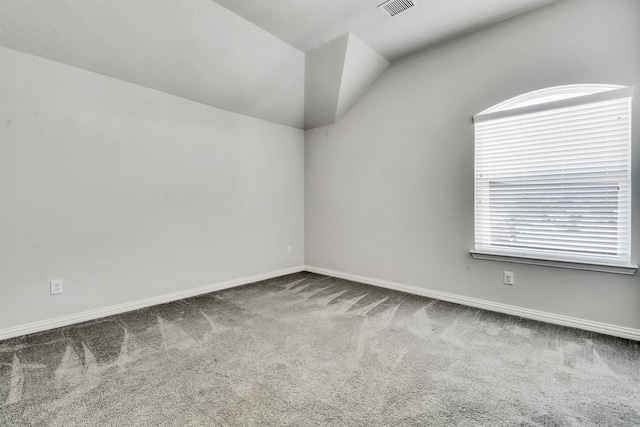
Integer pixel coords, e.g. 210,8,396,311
471,85,636,275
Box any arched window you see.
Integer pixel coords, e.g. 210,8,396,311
471,85,635,273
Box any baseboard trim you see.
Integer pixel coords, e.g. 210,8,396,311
5,265,637,342
304,265,640,341
0,265,306,341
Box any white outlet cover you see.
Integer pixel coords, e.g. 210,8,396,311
503,271,514,285
50,279,63,295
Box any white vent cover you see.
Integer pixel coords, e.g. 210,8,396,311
378,0,416,18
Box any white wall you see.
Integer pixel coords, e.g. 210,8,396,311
305,0,640,329
0,47,304,330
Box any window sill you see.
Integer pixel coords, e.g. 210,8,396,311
470,251,637,275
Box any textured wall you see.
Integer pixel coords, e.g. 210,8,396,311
0,47,305,330
305,0,640,329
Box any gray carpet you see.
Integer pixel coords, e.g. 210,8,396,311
1,272,639,426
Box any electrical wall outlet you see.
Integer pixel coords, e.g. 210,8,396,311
503,271,514,285
50,279,63,295
286,246,292,255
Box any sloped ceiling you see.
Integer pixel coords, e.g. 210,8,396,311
0,0,559,129
0,0,305,128
211,0,560,60
305,33,389,129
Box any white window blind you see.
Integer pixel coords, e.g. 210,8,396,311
474,85,633,267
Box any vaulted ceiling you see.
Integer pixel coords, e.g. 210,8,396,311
0,0,559,129
0,0,305,127
212,0,559,60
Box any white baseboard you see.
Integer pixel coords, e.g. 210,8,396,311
4,264,637,342
304,265,640,341
0,265,306,341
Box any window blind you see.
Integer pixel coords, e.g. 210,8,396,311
474,90,632,266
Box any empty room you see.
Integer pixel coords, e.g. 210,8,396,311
1,0,639,425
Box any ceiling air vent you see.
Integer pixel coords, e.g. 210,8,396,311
377,0,416,18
